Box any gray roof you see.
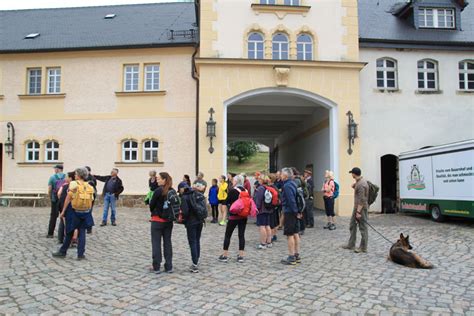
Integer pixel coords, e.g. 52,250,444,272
358,0,474,50
0,2,197,53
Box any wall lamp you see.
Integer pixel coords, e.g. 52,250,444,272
347,111,358,155
206,107,216,154
5,122,15,159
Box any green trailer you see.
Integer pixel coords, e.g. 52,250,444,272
399,140,474,222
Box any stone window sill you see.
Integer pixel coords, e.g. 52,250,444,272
18,93,66,99
18,162,64,167
373,88,401,93
456,90,474,95
251,4,311,18
115,91,167,97
114,162,164,167
415,90,442,95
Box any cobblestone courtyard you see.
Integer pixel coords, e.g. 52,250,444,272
0,207,473,315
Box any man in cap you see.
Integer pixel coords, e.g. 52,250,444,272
342,167,369,253
47,164,66,238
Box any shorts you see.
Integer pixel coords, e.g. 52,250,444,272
283,212,300,236
256,213,270,227
324,196,335,217
270,207,280,229
219,200,227,205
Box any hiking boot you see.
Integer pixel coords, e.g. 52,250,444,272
100,221,107,227
341,245,355,250
256,244,267,250
295,254,302,264
354,248,367,253
52,251,66,258
281,256,297,266
77,255,86,261
266,243,273,249
218,255,228,263
148,267,161,274
237,256,244,263
189,264,199,273
111,222,117,226
329,223,336,231
323,222,331,229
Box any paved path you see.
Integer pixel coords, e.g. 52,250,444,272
0,207,473,315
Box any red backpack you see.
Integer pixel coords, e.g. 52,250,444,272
230,188,257,217
264,185,280,206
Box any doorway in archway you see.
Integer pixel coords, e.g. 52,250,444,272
381,154,399,213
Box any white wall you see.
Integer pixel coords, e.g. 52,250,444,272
214,0,346,61
360,48,474,211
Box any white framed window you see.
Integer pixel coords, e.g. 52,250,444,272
25,141,40,162
47,68,61,94
28,68,42,95
296,34,313,61
44,141,59,162
248,33,265,60
123,65,139,92
272,33,289,60
284,0,300,5
419,8,455,29
122,140,138,162
145,64,160,91
376,58,398,89
143,140,159,162
260,0,276,4
417,60,438,91
459,60,474,91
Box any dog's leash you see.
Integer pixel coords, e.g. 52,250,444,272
361,218,393,244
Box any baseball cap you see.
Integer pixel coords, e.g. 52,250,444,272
349,167,362,176
54,164,64,170
178,181,190,191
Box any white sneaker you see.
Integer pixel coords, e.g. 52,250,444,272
266,243,273,248
256,244,267,250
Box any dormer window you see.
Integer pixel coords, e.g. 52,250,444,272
418,8,455,29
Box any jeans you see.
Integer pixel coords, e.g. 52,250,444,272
223,218,247,251
304,199,315,227
186,223,203,265
102,193,117,223
60,227,86,257
151,221,173,272
348,207,368,250
58,218,65,243
48,200,59,236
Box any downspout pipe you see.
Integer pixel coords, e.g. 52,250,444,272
192,0,200,175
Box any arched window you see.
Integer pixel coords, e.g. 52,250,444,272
272,33,289,60
459,60,474,91
417,59,438,91
44,141,59,162
122,140,138,162
248,32,264,60
143,140,159,163
297,34,313,61
376,58,398,89
25,141,40,162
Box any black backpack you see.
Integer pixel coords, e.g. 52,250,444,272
189,191,208,221
161,189,181,222
296,187,306,213
367,181,379,206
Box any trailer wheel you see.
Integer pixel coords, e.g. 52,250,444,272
430,205,445,222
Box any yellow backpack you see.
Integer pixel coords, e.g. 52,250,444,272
71,181,95,211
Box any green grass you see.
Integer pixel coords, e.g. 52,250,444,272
227,152,269,175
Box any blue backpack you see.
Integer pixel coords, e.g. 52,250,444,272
332,181,340,199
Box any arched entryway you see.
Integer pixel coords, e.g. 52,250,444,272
223,87,339,200
381,154,399,213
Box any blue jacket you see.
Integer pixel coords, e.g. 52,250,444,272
281,179,298,214
208,185,219,206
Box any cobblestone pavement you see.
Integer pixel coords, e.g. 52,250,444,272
0,207,473,315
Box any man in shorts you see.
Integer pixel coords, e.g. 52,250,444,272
280,168,301,265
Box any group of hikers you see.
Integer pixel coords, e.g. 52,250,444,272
46,163,373,273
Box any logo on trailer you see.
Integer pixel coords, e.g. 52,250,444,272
407,165,426,190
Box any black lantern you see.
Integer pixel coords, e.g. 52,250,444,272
5,122,15,159
346,111,358,155
206,107,216,154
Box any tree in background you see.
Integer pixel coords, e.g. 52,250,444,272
227,141,259,164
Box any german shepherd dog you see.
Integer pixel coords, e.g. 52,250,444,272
389,234,433,269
